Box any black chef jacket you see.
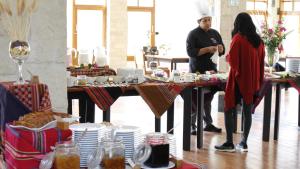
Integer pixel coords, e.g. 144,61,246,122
186,27,225,73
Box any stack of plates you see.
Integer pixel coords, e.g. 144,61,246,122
70,123,104,168
167,134,176,156
114,125,142,161
286,58,300,73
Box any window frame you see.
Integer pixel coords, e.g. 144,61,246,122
72,0,107,49
127,0,156,47
279,0,300,15
246,0,268,16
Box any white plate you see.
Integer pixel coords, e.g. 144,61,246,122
70,123,104,131
141,161,175,169
62,116,80,123
9,120,57,131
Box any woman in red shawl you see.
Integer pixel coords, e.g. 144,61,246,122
215,12,265,152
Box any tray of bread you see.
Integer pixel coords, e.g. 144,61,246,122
10,112,72,131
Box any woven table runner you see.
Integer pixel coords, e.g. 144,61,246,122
1,82,51,112
83,86,123,111
134,83,185,117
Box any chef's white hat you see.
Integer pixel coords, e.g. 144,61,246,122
195,0,212,21
198,12,212,21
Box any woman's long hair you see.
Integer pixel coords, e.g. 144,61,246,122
231,12,262,48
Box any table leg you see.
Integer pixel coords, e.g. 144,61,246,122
274,84,281,140
183,87,192,151
67,94,72,115
263,84,272,142
79,97,87,123
103,108,111,122
298,94,300,127
155,118,161,132
197,87,204,149
86,96,95,123
174,62,177,70
167,103,174,134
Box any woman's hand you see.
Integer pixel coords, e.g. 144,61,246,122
217,44,224,54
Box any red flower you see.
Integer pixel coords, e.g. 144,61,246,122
280,27,286,32
268,28,274,34
278,43,284,53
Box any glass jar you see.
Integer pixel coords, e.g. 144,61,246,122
54,142,80,169
144,133,169,168
100,137,125,169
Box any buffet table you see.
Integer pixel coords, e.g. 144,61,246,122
262,76,300,141
67,80,226,151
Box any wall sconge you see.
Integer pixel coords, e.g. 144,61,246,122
229,0,239,6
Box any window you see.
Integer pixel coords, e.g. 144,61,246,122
246,0,268,12
280,0,300,12
279,0,300,57
72,0,106,50
246,0,268,33
127,0,155,57
127,0,154,7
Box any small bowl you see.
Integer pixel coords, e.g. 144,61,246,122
95,76,108,83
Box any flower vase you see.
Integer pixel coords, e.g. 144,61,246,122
9,40,31,84
266,47,279,74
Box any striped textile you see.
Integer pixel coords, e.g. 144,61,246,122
1,83,52,112
68,67,116,77
288,77,300,93
83,86,123,111
252,79,272,113
134,83,185,117
5,124,72,154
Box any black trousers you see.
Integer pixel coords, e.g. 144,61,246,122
191,88,217,127
225,83,253,143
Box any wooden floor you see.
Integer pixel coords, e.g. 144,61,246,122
75,87,300,169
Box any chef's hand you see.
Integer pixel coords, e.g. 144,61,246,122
217,44,224,54
208,46,218,54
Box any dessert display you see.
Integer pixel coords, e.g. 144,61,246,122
12,112,71,128
76,75,87,85
144,144,169,168
144,133,170,168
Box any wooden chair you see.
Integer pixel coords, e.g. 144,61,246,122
142,52,170,77
127,55,137,68
143,53,153,75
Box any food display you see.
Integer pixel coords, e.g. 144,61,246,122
12,112,71,128
77,75,87,85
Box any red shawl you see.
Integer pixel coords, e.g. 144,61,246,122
224,34,265,112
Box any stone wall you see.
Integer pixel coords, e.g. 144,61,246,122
0,0,67,112
106,0,128,70
218,0,246,72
